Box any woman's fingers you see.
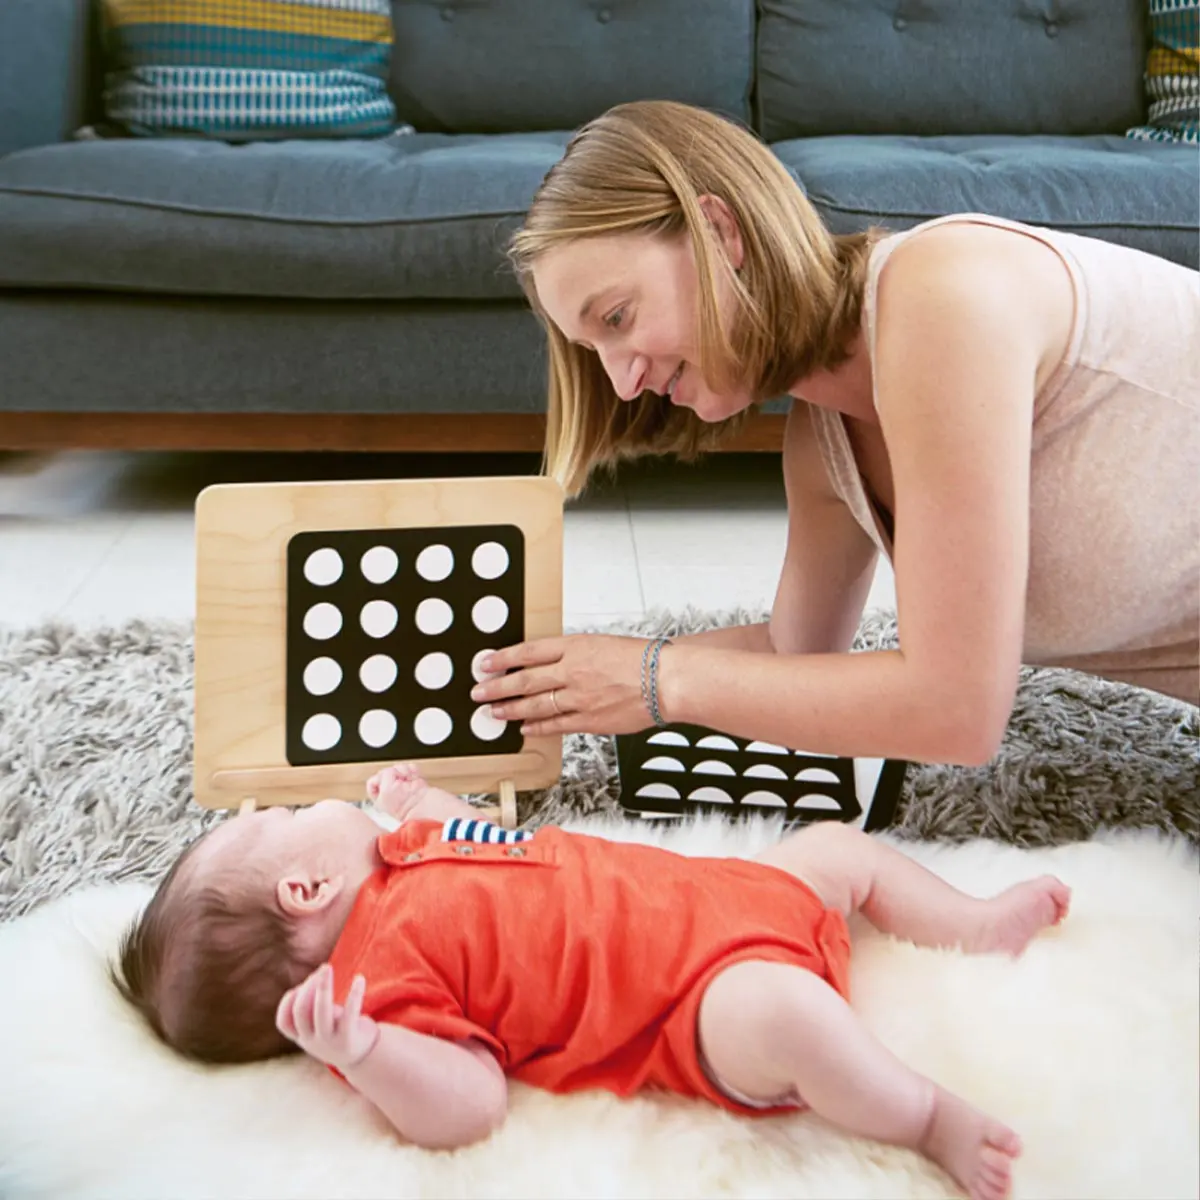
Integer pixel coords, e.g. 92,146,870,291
492,688,571,724
477,638,564,678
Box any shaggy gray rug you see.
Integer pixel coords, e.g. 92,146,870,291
1,611,1196,923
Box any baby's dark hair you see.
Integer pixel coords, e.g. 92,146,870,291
110,835,320,1063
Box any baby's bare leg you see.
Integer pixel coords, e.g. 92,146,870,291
755,822,1070,956
699,961,1020,1200
367,763,479,823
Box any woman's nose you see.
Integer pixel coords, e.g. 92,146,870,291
598,347,647,402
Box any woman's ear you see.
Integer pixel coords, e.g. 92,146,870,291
276,874,345,918
697,193,744,271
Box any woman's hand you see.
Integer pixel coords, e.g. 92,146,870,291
276,964,380,1073
469,634,655,736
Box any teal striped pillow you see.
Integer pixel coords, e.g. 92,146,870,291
102,0,398,140
1126,0,1199,145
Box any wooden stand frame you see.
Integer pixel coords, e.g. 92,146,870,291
195,475,563,827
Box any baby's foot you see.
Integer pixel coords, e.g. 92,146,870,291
367,763,477,824
921,1087,1021,1200
968,876,1071,956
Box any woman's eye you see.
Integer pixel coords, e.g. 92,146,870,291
604,307,626,330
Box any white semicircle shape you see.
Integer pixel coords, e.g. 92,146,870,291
744,763,788,780
695,734,738,751
687,786,734,804
647,731,689,746
798,793,844,811
642,755,685,772
634,783,681,800
747,740,789,755
742,790,788,807
796,766,842,784
693,759,736,776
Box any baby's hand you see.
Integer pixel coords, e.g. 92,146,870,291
367,763,480,824
276,963,379,1073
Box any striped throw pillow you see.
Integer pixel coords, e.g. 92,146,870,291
102,0,398,139
1127,0,1198,144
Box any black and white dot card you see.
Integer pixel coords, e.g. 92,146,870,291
286,525,525,766
616,723,906,831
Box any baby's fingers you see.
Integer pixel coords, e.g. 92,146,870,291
313,964,335,1041
291,971,321,1041
344,974,368,1024
275,988,299,1040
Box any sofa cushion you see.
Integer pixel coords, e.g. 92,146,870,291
757,0,1147,140
386,0,754,132
100,0,398,140
0,131,569,299
774,135,1200,267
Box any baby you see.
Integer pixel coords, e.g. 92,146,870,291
112,763,1070,1200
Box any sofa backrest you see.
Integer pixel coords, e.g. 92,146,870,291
756,0,1148,141
386,0,755,133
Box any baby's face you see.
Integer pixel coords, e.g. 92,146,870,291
193,800,382,884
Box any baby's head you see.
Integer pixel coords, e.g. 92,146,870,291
111,800,382,1064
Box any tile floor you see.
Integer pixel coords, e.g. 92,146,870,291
0,449,895,630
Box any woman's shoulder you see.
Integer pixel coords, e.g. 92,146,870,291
871,217,1074,373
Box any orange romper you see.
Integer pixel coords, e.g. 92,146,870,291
327,818,852,1115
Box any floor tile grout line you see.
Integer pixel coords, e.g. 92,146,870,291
53,513,141,618
623,488,648,612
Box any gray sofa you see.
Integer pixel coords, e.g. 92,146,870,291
0,0,1196,453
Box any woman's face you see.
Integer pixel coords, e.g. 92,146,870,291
530,217,754,424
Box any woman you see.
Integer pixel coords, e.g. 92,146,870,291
471,100,1199,764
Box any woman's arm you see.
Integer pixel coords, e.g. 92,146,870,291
656,232,1050,764
670,404,878,655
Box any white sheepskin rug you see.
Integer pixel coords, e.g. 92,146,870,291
0,814,1196,1200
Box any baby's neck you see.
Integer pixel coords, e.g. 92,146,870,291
293,833,385,964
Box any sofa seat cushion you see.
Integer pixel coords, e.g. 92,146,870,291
774,135,1199,267
0,131,569,299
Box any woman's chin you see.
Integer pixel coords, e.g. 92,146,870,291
684,394,753,424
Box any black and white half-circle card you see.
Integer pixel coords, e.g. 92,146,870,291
616,723,906,831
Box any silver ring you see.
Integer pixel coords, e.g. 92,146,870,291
549,689,562,715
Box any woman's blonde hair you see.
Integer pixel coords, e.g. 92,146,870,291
508,99,877,496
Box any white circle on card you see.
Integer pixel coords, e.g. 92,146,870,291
416,597,453,636
471,648,498,683
359,709,397,749
416,543,454,582
360,654,398,693
303,547,343,587
303,602,342,641
303,656,342,697
472,541,509,579
360,545,399,585
361,599,398,639
414,707,452,745
302,713,340,752
472,595,508,634
414,651,453,690
470,706,506,742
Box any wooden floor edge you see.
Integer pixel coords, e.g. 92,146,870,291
0,411,786,454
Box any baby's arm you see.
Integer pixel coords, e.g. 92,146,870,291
344,1028,507,1150
277,964,507,1150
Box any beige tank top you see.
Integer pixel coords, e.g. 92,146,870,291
809,213,1200,705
